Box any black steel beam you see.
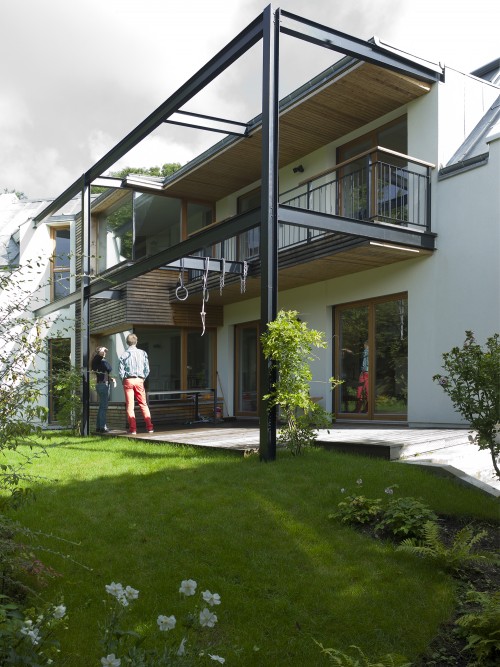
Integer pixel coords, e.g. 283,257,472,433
259,5,280,462
34,207,261,317
164,119,247,137
174,109,249,128
80,182,91,436
279,10,444,83
278,205,436,250
165,257,245,274
32,14,264,224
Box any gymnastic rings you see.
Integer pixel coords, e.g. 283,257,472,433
175,258,189,301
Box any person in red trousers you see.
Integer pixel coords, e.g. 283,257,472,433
118,333,154,435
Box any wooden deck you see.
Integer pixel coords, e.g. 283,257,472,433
103,420,500,494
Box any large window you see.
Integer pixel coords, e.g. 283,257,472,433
338,116,408,223
97,192,133,272
234,321,260,415
51,227,71,299
134,193,181,260
135,327,215,392
96,192,213,272
334,294,408,420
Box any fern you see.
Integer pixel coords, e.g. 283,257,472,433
455,590,500,665
314,641,412,666
397,521,495,572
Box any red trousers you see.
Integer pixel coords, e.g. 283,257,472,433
356,371,369,411
123,378,153,431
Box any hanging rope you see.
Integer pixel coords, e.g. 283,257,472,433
200,256,210,336
240,260,248,294
219,257,226,296
175,258,189,301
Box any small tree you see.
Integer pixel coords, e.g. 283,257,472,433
433,331,500,480
261,310,341,455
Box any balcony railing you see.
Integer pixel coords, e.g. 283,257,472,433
198,147,434,265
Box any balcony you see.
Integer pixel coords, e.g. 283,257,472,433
211,147,433,266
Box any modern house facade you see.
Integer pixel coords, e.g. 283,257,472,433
4,8,499,457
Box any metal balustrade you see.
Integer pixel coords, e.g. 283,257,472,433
203,148,433,264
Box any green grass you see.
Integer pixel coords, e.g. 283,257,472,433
10,433,500,665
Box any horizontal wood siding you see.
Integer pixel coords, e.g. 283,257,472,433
90,293,127,332
126,269,223,328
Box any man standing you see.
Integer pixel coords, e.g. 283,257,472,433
119,333,154,435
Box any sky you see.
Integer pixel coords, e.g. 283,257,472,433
1,0,499,200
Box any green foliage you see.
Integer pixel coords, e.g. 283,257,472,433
433,331,500,479
455,590,500,666
315,641,411,666
0,595,66,665
51,365,83,435
261,310,341,454
0,264,50,506
397,521,496,573
91,163,182,194
330,495,383,525
375,497,438,540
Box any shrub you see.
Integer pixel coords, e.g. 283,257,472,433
434,331,500,480
261,310,341,455
375,497,437,540
330,495,383,526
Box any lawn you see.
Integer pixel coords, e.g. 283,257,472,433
10,433,500,665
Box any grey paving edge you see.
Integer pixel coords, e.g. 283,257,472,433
400,460,500,498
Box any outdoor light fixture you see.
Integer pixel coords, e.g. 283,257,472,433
292,164,304,173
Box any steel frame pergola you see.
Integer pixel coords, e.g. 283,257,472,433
34,5,443,460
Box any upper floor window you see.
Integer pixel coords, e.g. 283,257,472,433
51,226,70,299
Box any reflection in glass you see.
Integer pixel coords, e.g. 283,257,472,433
187,331,213,388
338,306,369,414
136,328,181,391
236,325,258,413
134,193,181,259
374,299,407,414
98,192,133,271
53,228,70,298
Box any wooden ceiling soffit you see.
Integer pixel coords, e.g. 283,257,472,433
160,62,431,203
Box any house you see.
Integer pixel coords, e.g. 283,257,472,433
17,7,500,457
0,192,80,421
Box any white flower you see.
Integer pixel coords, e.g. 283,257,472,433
340,488,346,494
177,637,187,656
208,655,225,664
384,487,394,495
124,585,139,601
356,479,363,485
101,655,121,667
179,579,197,596
199,607,218,628
53,604,66,619
157,614,176,631
202,590,221,606
26,628,41,645
105,582,124,599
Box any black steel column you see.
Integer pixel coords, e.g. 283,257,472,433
80,179,91,435
259,5,280,461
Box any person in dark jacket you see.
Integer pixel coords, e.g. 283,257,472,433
91,346,116,433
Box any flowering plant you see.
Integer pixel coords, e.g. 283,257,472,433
0,596,67,664
100,579,226,665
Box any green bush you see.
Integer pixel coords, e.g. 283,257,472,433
330,495,383,526
375,497,437,540
315,641,411,666
434,331,500,480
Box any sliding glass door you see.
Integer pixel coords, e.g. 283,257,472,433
235,322,260,416
335,294,408,420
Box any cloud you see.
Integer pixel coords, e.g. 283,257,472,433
1,0,498,198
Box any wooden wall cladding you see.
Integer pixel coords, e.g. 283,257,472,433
125,269,223,328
